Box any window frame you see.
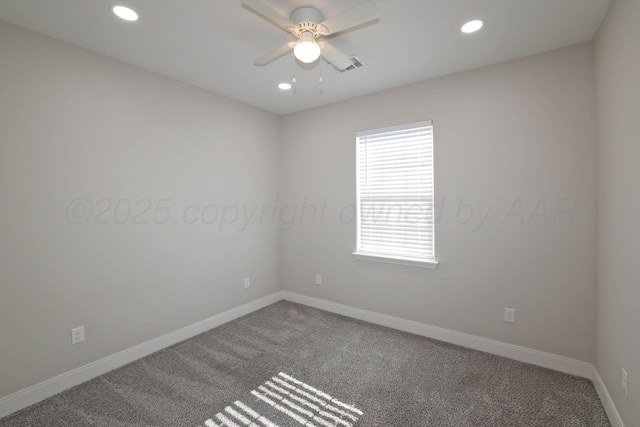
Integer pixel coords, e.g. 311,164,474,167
352,121,438,269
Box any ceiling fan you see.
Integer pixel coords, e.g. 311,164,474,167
240,0,379,70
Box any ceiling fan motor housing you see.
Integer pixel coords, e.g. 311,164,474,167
290,7,324,25
288,7,328,38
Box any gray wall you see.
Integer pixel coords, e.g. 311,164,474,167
594,0,640,423
280,43,596,363
0,21,281,398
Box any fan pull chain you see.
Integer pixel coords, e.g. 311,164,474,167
318,59,324,94
291,55,297,94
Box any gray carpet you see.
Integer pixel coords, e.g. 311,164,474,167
0,301,610,426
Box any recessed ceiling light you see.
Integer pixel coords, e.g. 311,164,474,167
278,83,292,90
112,5,139,22
461,19,484,34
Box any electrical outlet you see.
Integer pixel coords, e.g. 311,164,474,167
504,308,515,323
71,326,85,344
622,368,628,396
315,274,322,285
244,278,250,289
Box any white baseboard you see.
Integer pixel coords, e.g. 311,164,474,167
282,291,594,379
592,367,625,427
0,291,283,419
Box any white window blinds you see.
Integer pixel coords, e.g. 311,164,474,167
355,121,436,266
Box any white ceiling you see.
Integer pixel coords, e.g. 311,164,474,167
0,0,611,115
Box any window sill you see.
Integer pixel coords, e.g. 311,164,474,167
352,252,439,269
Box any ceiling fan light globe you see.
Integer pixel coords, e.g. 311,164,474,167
294,41,321,63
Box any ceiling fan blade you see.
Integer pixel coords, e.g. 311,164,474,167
254,43,294,66
241,0,294,31
320,42,353,71
319,1,379,36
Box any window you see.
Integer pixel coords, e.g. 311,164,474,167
353,121,437,268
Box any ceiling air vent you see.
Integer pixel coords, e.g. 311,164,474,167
330,54,366,73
